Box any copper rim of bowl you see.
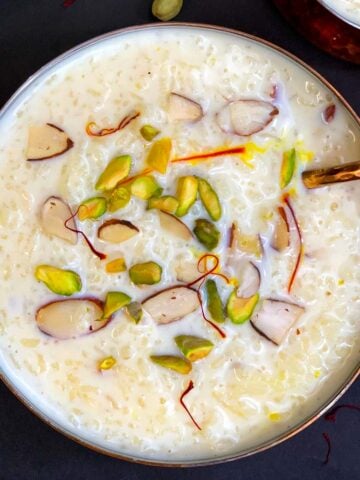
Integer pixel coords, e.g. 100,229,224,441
317,0,360,29
0,22,359,467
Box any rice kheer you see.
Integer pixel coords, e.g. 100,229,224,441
0,27,359,462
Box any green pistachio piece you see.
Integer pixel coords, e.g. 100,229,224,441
95,155,132,192
197,177,222,221
226,291,259,324
146,138,172,174
78,197,107,221
35,265,82,296
124,301,143,324
130,176,163,200
175,176,198,217
150,355,192,374
280,148,296,189
140,124,160,141
103,291,131,319
147,195,179,214
205,279,225,323
108,186,131,212
152,0,183,22
175,335,214,362
129,261,162,285
193,218,220,250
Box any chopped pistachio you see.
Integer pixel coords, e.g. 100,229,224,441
175,335,214,362
150,355,191,374
140,124,160,141
35,265,82,296
198,177,222,221
193,218,220,250
108,186,131,212
146,137,172,174
227,291,259,324
129,261,162,285
78,197,107,221
95,155,131,192
280,148,296,189
147,195,179,214
205,279,225,323
99,356,117,371
125,301,143,324
103,291,131,318
175,176,198,217
130,175,162,200
105,257,127,274
152,0,184,22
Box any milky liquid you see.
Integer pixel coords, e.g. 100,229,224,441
0,27,359,462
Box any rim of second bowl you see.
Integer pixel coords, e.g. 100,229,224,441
317,0,360,29
0,22,359,467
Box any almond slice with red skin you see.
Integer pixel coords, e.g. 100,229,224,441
236,262,261,298
251,299,304,345
168,93,203,123
142,286,199,324
36,298,108,339
27,124,74,161
158,211,193,241
271,206,290,252
98,219,139,244
217,100,279,136
40,196,77,245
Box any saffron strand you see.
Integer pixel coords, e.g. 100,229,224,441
180,381,202,431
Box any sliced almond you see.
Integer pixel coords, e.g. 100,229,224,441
98,219,139,244
168,93,203,123
217,100,279,136
228,222,237,249
158,211,192,241
251,299,305,345
27,124,74,161
271,206,290,252
36,298,108,339
236,262,261,298
40,196,77,245
142,286,199,324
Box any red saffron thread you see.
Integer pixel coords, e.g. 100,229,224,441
86,111,140,137
117,168,154,186
322,432,331,465
325,404,360,423
65,208,106,260
187,254,230,288
180,381,202,431
172,146,246,164
187,254,228,339
283,195,303,293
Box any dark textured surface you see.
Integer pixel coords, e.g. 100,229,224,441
0,1,359,479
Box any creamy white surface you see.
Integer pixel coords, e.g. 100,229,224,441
0,28,359,462
322,0,360,26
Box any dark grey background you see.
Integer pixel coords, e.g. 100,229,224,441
0,1,359,479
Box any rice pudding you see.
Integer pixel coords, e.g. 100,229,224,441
0,27,359,462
